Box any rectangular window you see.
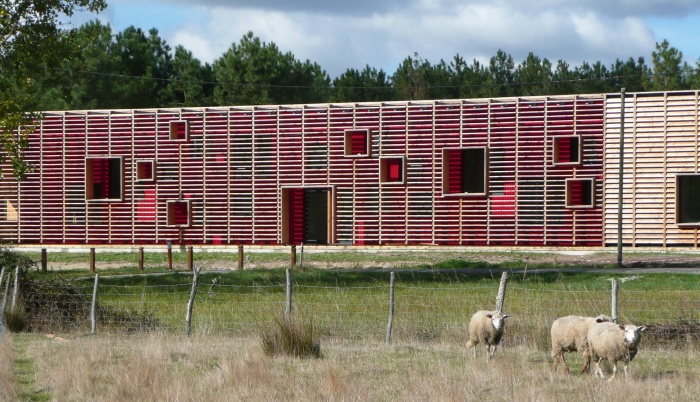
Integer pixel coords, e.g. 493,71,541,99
169,120,189,141
553,136,581,164
442,148,488,196
85,157,123,201
167,200,191,227
565,178,595,208
380,156,405,185
676,175,700,226
135,159,156,182
344,129,371,157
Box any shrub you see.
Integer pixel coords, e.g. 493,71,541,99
3,306,29,333
260,314,321,358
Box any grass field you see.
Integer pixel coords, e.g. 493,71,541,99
2,250,700,400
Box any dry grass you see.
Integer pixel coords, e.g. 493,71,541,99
0,335,18,400
19,332,700,401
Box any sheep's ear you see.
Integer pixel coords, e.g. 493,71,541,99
639,326,647,333
502,315,510,319
596,318,604,323
618,325,625,330
486,314,493,318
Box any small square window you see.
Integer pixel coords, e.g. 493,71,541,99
565,178,595,208
380,156,406,185
676,174,700,227
135,160,156,182
344,129,371,157
442,148,488,196
553,136,581,165
167,200,191,227
169,120,190,141
85,157,123,201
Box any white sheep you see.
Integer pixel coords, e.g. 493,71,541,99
587,322,647,380
466,310,510,360
550,314,613,374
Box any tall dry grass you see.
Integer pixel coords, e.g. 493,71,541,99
0,335,17,400
21,332,700,401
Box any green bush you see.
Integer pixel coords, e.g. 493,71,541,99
260,314,321,359
3,306,29,333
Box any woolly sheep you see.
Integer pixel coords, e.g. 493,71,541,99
466,310,510,360
587,322,647,380
550,314,613,374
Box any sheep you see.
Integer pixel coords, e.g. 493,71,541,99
587,322,647,381
466,310,510,360
550,314,613,374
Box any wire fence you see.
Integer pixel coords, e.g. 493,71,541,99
3,269,700,350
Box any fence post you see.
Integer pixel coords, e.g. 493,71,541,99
167,241,173,271
237,245,244,271
89,248,95,273
187,246,194,271
386,272,395,345
41,249,47,273
496,272,509,314
91,274,99,334
186,267,201,336
1,269,10,314
0,267,5,297
138,247,144,271
11,266,20,310
290,245,296,267
285,268,292,320
611,279,619,324
299,243,304,269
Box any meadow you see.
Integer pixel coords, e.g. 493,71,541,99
2,250,700,400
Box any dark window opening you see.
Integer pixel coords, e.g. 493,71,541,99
169,120,189,141
380,157,405,184
135,160,155,182
344,129,370,157
566,179,594,207
443,148,488,195
86,157,123,201
554,136,581,164
167,200,191,227
677,175,700,225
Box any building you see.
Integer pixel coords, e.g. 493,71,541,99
1,90,699,248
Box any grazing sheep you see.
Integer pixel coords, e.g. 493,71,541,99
466,310,510,360
550,314,613,374
587,322,647,381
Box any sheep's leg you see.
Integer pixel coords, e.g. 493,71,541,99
551,352,561,373
607,362,617,381
580,350,591,373
560,352,571,374
594,361,605,379
488,344,497,360
623,363,629,380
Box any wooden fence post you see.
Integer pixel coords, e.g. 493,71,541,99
290,245,296,267
386,272,395,345
237,245,244,271
1,269,10,314
285,268,292,320
0,267,5,298
187,246,194,271
138,247,144,271
611,279,619,324
167,241,173,271
89,248,95,273
91,274,99,334
11,266,20,310
496,272,508,314
186,267,201,336
41,249,47,273
299,243,304,269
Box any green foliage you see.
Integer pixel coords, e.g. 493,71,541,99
3,304,29,332
260,314,321,358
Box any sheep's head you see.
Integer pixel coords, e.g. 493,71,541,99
487,312,510,331
620,324,647,346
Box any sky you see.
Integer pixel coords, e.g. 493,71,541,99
70,0,700,79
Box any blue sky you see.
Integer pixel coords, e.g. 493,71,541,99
73,0,700,79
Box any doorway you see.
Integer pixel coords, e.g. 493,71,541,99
282,188,332,245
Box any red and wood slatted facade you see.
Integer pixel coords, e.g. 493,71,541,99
7,91,678,248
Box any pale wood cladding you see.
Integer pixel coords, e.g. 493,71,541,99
604,91,700,247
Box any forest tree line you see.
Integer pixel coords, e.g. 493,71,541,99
24,20,700,111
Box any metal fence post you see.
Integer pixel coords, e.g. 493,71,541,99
91,274,99,334
386,272,395,344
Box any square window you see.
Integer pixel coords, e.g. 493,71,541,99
565,178,595,208
676,174,700,227
167,200,191,227
553,136,581,164
380,156,405,185
135,160,156,182
442,148,488,196
169,120,189,141
344,129,371,157
85,157,123,201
